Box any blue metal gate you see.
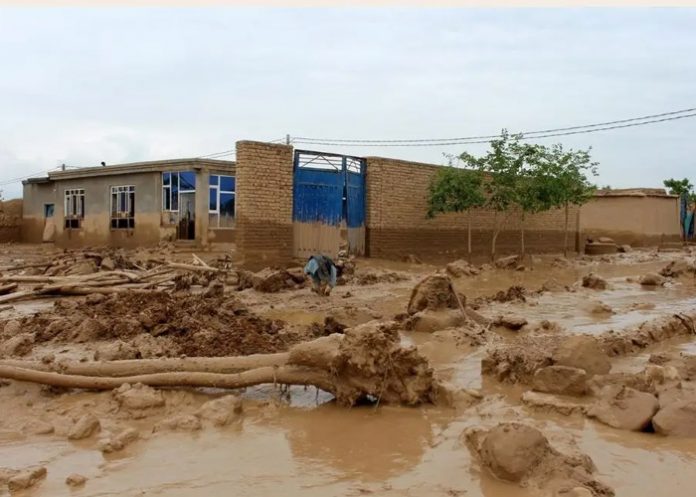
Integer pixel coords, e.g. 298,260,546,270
292,150,366,259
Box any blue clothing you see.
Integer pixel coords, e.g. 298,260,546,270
303,256,337,287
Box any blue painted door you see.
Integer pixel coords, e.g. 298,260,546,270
292,151,366,258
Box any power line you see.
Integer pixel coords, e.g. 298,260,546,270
292,111,696,147
198,149,236,159
0,168,55,186
197,137,286,159
294,107,696,145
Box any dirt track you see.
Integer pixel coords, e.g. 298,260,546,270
1,244,696,496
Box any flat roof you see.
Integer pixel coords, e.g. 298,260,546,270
594,188,676,199
23,158,235,184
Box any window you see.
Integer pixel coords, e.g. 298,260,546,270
162,171,195,212
111,186,135,229
209,174,235,228
64,189,84,229
44,204,54,218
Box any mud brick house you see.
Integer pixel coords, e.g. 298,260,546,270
22,158,236,247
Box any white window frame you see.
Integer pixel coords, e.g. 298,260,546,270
110,185,135,230
162,171,196,213
208,174,235,228
64,188,85,229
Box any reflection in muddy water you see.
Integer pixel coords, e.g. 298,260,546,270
282,404,434,481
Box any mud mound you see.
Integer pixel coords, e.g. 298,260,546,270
553,336,611,376
587,386,658,431
407,274,460,315
328,322,440,406
446,259,480,278
490,285,527,303
639,272,665,287
659,259,696,278
582,273,607,290
495,255,521,269
466,422,614,496
599,313,696,357
482,335,559,383
7,291,296,357
354,271,408,286
237,268,305,293
308,316,347,337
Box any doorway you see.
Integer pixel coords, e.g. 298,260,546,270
178,192,196,240
42,203,55,242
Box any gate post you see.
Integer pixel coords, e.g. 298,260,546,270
235,140,294,268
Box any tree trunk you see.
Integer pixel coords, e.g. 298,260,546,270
491,229,500,263
520,212,526,259
467,210,473,263
0,353,290,377
563,202,569,258
0,364,336,395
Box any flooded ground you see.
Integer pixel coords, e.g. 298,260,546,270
1,245,696,496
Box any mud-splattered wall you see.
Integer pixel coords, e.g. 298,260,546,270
364,156,580,260
0,199,23,242
579,193,680,247
235,141,294,268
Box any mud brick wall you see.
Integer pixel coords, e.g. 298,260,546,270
365,156,579,260
235,141,294,268
0,199,23,243
579,194,681,248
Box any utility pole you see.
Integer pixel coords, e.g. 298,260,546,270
286,134,290,145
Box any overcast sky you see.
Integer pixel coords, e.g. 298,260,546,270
0,7,694,198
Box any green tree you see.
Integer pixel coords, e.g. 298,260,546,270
663,178,694,197
540,144,598,256
427,165,485,261
473,130,528,261
515,145,560,258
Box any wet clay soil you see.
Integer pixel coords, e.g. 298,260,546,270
1,246,696,496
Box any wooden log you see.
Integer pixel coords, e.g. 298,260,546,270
0,262,52,272
0,289,40,304
166,262,224,273
0,364,335,393
0,352,290,376
192,253,211,268
0,283,18,295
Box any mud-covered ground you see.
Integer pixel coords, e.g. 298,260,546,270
1,244,696,496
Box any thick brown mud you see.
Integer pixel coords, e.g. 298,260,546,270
1,246,696,496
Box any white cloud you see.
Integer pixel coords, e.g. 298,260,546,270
0,7,695,198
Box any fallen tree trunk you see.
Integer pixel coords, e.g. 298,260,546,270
0,352,290,376
0,364,336,393
0,290,39,304
0,323,443,406
0,283,18,295
167,262,225,273
192,253,211,268
0,262,52,272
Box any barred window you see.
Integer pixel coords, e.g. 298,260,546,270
64,188,84,229
110,185,135,229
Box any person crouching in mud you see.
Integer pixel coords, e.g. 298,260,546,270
304,255,341,296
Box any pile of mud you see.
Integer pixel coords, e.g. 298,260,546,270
289,321,442,406
2,291,299,358
466,422,614,496
353,271,409,286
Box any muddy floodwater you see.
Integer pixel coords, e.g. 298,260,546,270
1,246,696,496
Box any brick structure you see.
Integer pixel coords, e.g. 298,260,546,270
235,141,294,268
365,156,579,260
